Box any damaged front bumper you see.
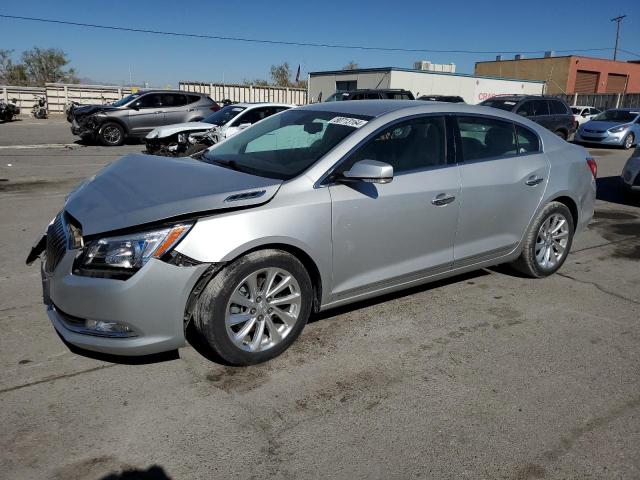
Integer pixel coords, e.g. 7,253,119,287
71,116,100,138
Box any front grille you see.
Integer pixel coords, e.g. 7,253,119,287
45,214,67,272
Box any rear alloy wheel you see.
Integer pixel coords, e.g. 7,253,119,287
511,202,574,278
623,133,635,150
99,122,125,146
193,249,313,365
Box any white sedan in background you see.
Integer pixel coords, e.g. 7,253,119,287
571,106,601,128
145,102,294,155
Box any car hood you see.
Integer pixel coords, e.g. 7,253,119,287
64,153,282,236
72,104,121,118
582,120,628,131
146,122,215,139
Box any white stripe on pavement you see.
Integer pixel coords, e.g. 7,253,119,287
0,144,82,150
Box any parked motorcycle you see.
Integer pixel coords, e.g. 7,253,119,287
32,95,48,119
0,98,20,122
64,100,80,122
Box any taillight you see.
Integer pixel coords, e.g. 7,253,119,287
586,156,597,179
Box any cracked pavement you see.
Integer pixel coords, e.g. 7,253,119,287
1,117,639,479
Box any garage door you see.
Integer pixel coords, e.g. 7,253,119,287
606,73,628,93
574,70,599,93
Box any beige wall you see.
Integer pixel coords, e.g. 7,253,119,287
307,72,391,102
180,82,307,105
475,57,572,94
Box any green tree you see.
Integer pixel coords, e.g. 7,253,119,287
21,47,78,86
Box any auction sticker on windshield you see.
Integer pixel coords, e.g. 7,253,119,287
329,117,368,128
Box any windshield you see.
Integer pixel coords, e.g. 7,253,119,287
112,93,141,107
592,110,639,123
201,109,371,180
480,99,518,112
201,105,246,126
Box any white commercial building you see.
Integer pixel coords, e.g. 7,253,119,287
308,67,545,104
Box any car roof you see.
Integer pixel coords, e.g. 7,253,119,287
138,90,207,95
298,100,421,117
232,102,295,108
298,99,552,122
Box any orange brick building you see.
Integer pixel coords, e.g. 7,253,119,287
475,55,640,94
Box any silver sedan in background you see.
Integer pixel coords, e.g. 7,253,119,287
29,101,596,365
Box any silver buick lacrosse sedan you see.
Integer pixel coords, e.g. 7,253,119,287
28,100,596,365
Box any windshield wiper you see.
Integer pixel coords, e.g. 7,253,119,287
201,156,251,174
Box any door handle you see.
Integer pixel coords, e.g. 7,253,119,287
154,110,164,114
431,193,456,206
188,108,196,112
525,176,544,186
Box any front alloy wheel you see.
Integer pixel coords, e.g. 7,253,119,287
193,249,313,365
225,267,302,352
623,133,634,150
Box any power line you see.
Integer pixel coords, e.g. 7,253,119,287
0,13,618,56
619,48,640,59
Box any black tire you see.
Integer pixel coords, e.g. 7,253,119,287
511,201,574,278
35,109,47,119
622,133,635,150
184,142,209,156
193,249,313,365
99,122,125,146
554,129,567,140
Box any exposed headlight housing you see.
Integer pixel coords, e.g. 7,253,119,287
178,133,188,143
76,223,192,277
609,124,630,133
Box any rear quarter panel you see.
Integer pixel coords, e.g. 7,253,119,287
541,136,595,233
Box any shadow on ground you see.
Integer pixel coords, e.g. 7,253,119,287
100,465,172,480
596,176,640,207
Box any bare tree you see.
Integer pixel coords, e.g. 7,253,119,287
343,61,359,70
270,62,293,87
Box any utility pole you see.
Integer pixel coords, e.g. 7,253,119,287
611,14,626,61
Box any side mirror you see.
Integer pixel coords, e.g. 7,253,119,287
238,123,252,129
341,160,393,184
130,103,140,110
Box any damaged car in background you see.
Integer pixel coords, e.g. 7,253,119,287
68,90,218,146
145,103,294,157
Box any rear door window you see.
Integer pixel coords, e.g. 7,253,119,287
456,116,517,161
516,125,540,153
188,95,202,104
161,93,188,107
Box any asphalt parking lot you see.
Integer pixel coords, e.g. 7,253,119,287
1,116,639,480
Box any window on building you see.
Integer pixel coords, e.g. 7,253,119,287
336,81,357,92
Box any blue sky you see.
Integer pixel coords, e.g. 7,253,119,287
1,0,639,87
